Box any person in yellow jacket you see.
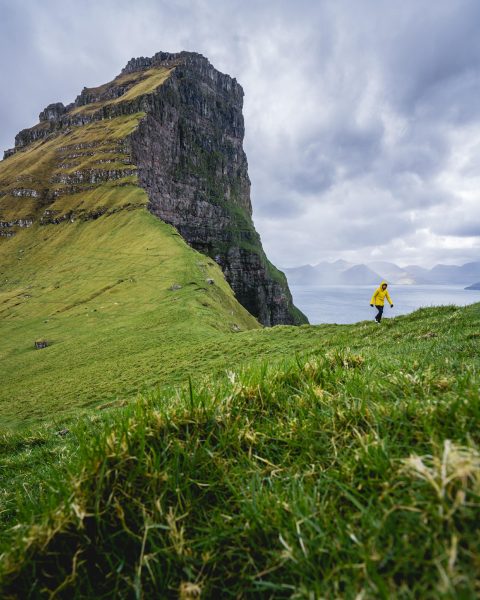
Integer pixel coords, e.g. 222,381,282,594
370,280,394,323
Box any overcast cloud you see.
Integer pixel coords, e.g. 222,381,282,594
1,0,479,267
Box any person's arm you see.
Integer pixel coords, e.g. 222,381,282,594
370,290,378,305
386,290,393,306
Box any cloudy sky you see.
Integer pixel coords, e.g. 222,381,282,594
1,0,479,268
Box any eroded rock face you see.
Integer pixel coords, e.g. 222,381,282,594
39,103,66,122
51,168,136,185
128,52,307,326
0,218,34,228
2,51,306,326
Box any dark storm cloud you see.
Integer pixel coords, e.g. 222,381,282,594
338,0,480,116
1,0,479,267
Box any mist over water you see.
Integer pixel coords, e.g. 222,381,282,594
290,285,480,325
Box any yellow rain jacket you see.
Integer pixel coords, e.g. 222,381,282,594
370,281,393,306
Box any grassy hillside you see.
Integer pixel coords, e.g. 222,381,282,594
70,67,173,117
1,303,479,597
0,112,146,223
0,209,259,428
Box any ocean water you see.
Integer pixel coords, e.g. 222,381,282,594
290,284,480,325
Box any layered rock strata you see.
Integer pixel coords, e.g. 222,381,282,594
126,52,306,325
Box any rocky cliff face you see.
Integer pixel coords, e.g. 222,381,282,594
127,52,306,326
1,51,307,326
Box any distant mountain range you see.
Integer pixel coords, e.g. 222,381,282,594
284,260,480,288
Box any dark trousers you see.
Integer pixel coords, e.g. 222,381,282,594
375,305,384,322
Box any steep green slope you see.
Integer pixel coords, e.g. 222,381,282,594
0,304,479,598
0,209,258,427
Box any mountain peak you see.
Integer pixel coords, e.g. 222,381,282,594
0,51,305,326
120,50,208,74
285,259,480,286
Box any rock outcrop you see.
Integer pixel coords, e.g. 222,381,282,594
127,52,306,325
39,103,66,122
1,51,307,326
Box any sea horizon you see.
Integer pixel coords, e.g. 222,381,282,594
290,283,480,325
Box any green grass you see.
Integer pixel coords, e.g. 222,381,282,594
43,179,145,218
0,113,145,222
0,208,259,428
1,56,479,596
4,204,476,433
70,67,173,116
0,303,479,598
1,162,479,597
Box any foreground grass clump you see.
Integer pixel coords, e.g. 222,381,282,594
1,345,479,598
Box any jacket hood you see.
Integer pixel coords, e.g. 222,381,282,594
379,280,388,288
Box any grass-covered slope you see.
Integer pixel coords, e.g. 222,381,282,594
0,112,146,223
70,67,172,117
0,65,174,228
1,304,479,598
0,210,258,427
